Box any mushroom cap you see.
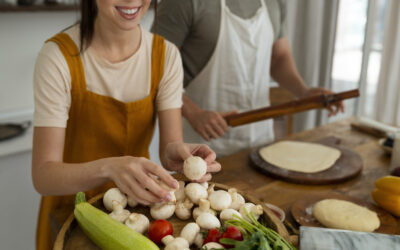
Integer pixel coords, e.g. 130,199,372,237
185,183,208,204
150,203,176,220
196,212,221,230
209,190,232,211
220,208,242,221
183,156,207,180
103,188,127,211
180,222,200,245
125,213,150,234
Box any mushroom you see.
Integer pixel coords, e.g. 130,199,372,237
183,156,207,180
162,235,190,250
103,187,127,211
127,196,138,208
220,208,242,222
185,183,208,204
194,233,204,248
203,242,225,249
208,185,232,211
124,213,149,234
175,181,186,202
228,188,245,210
240,203,263,221
193,198,216,220
175,198,194,220
150,203,176,220
196,212,221,230
200,182,209,189
158,180,177,203
109,201,130,223
180,222,200,245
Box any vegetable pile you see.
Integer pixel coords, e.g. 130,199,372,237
73,156,295,250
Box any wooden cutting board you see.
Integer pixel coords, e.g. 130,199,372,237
290,192,397,234
249,137,363,185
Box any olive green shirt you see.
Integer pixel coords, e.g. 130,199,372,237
152,0,288,86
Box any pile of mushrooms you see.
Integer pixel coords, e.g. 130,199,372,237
101,156,265,250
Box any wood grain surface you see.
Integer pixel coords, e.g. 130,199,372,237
249,137,363,184
54,183,291,250
290,192,397,234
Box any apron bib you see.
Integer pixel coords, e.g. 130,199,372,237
36,33,166,250
183,0,275,156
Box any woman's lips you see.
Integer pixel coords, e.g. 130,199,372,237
116,6,141,20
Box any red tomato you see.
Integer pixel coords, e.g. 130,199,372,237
148,220,173,244
220,226,243,248
203,228,222,244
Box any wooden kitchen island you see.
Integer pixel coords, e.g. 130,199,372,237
210,117,400,234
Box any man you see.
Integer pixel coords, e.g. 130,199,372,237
153,0,343,156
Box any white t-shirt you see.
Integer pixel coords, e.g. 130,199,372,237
33,24,183,128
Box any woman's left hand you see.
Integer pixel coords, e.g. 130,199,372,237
302,88,345,117
164,142,221,182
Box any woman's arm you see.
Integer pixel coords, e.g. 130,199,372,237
32,127,177,205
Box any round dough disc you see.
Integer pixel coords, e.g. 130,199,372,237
259,141,341,173
312,199,380,232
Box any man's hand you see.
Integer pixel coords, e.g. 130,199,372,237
186,109,238,141
302,88,345,117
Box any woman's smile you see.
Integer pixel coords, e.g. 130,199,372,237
116,6,141,20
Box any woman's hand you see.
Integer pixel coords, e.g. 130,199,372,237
164,142,221,182
301,88,345,117
105,156,178,206
187,109,237,141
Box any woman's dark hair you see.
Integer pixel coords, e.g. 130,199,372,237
79,0,158,52
80,0,98,52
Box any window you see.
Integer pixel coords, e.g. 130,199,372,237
329,0,388,122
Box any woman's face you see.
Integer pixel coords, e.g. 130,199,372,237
96,0,151,31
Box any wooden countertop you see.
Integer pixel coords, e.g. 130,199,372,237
210,117,400,234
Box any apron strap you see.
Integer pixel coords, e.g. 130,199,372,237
46,33,87,95
150,34,166,96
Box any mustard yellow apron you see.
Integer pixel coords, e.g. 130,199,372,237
36,32,166,250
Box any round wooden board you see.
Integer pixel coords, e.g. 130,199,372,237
290,193,397,234
249,139,363,185
54,183,291,250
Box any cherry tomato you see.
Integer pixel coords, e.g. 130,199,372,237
220,226,243,248
203,228,222,244
148,220,173,244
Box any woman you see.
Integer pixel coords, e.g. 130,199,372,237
32,0,221,249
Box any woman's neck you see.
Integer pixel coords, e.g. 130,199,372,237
91,17,142,63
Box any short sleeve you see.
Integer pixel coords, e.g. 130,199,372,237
33,42,71,128
151,0,193,47
277,0,288,39
156,41,183,111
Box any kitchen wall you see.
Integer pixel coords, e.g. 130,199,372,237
0,9,158,250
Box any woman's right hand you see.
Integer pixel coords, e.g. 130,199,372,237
187,109,237,141
105,156,178,206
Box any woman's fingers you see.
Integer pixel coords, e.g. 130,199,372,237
207,161,221,173
144,160,178,191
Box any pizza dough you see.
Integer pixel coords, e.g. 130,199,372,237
312,199,380,232
259,141,341,173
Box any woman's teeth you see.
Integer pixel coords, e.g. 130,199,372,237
119,8,139,15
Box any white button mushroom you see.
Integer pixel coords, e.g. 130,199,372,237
196,212,221,230
194,232,204,249
180,222,200,245
202,242,225,249
193,198,216,220
208,185,232,211
127,196,138,208
175,198,194,220
109,201,130,223
240,203,263,222
150,203,176,220
228,188,245,210
124,213,149,234
175,181,186,202
220,208,242,222
103,187,127,211
162,235,190,250
185,183,208,204
183,156,207,180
